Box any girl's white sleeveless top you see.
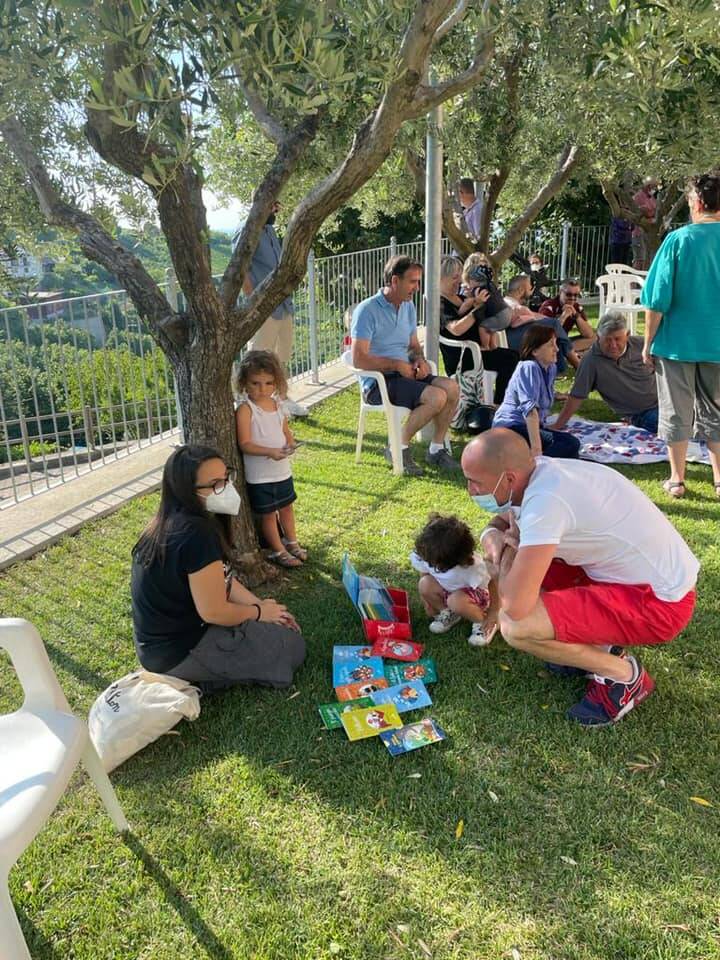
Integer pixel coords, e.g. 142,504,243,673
241,398,292,484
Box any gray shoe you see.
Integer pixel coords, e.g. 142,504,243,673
426,447,460,471
384,446,423,477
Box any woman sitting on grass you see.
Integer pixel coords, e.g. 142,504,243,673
492,324,580,459
131,444,305,694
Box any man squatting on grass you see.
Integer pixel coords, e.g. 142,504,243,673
461,429,699,726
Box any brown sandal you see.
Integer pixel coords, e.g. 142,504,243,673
268,550,302,568
662,479,685,498
285,540,308,561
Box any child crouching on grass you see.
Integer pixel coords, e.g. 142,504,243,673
410,513,498,647
235,350,307,569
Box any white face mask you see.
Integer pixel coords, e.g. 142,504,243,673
203,482,242,516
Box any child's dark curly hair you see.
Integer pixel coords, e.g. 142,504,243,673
414,513,476,572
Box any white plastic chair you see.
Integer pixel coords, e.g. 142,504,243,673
605,263,648,278
596,273,645,335
343,351,446,476
0,618,128,960
438,336,497,404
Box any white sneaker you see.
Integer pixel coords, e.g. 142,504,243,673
283,398,309,418
429,608,461,634
469,621,497,647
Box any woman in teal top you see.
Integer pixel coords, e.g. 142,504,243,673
641,172,720,498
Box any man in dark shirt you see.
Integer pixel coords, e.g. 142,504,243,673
553,311,658,433
539,279,596,356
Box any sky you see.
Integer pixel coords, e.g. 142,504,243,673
204,190,246,234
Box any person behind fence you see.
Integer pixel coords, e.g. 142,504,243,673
461,429,698,726
553,310,659,434
234,350,307,569
131,444,305,694
233,197,308,418
438,255,519,405
458,177,484,240
503,274,577,372
351,254,460,477
410,513,498,648
492,325,581,459
640,170,720,499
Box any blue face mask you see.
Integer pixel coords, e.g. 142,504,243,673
471,472,513,514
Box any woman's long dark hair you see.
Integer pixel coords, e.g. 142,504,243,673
132,444,233,567
520,323,555,360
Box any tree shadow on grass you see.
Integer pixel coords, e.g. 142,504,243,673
123,833,234,960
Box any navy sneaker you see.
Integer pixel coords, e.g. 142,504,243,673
567,656,655,727
545,646,625,679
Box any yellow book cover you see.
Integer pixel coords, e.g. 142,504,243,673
341,704,403,741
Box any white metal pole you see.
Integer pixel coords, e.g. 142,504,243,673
560,220,570,281
307,250,321,385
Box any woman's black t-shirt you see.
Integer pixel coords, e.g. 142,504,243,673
131,513,224,672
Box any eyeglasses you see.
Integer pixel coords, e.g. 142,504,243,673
196,470,236,496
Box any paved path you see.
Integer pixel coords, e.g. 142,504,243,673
0,361,355,571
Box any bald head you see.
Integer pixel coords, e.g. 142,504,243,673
462,429,534,476
461,429,536,506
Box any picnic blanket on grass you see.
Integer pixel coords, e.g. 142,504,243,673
550,417,710,465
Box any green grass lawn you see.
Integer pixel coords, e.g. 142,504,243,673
2,383,720,960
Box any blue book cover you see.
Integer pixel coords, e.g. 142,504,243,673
370,680,432,714
332,656,385,688
332,645,375,663
380,718,447,756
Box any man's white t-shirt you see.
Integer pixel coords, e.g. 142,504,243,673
517,458,699,602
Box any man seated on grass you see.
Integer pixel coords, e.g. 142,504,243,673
461,429,698,727
539,278,596,358
553,310,659,434
503,274,577,373
351,254,460,477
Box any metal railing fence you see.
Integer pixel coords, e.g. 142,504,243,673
1,222,619,507
0,288,177,508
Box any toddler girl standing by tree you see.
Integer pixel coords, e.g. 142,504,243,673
235,350,307,569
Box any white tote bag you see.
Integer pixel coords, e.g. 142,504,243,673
89,670,201,772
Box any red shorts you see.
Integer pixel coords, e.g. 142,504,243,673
540,560,695,647
442,586,491,611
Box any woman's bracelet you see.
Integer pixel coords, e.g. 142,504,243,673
252,603,261,621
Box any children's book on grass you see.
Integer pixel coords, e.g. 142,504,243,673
342,554,412,641
332,655,385,688
384,656,438,686
332,645,375,663
341,703,403,741
370,637,424,661
318,697,374,730
335,677,389,701
370,680,432,714
379,718,446,756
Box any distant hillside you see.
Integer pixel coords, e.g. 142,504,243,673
6,228,233,301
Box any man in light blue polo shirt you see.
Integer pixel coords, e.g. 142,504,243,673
351,255,460,476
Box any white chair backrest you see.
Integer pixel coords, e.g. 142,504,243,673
596,273,643,308
605,263,648,278
0,618,72,715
